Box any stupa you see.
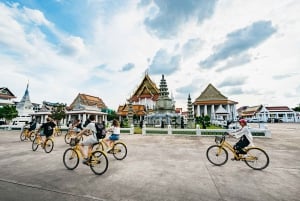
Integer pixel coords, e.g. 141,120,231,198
146,75,180,127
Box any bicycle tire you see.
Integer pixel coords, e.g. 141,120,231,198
92,142,104,152
206,145,228,166
32,138,39,151
64,133,71,144
63,148,79,170
89,151,108,175
244,147,269,170
30,132,36,142
112,142,127,160
44,139,54,153
20,131,26,141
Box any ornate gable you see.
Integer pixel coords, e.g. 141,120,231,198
130,73,159,101
195,84,227,101
0,87,16,99
69,93,107,110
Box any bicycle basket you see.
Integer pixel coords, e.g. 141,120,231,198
215,136,223,144
70,138,79,146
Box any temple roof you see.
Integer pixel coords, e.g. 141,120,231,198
130,73,159,102
194,83,238,105
0,87,16,99
69,93,107,110
117,104,146,116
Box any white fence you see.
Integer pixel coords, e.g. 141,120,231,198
120,124,271,138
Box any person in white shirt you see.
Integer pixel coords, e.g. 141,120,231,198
76,115,98,164
228,118,254,156
106,119,120,152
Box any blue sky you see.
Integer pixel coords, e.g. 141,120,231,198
0,0,299,110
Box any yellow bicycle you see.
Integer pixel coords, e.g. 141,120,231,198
63,138,108,175
206,133,269,170
32,133,54,153
64,129,83,144
20,126,36,141
92,134,127,160
53,126,62,137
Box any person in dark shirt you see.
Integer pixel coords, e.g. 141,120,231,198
38,117,56,147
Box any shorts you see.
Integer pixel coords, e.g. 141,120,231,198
109,134,119,141
81,135,98,146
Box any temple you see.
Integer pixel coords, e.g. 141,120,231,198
193,84,238,122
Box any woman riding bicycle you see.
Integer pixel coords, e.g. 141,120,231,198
228,118,254,156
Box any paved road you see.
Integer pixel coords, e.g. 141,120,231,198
0,123,299,201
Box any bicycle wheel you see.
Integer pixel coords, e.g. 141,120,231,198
30,132,36,142
63,148,79,170
44,139,54,153
92,142,104,152
64,133,71,144
244,148,269,170
20,131,26,141
206,145,228,166
56,130,62,136
89,151,108,175
112,142,127,160
32,138,39,151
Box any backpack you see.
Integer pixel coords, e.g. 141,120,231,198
95,122,106,139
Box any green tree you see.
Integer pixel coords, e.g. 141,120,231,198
292,104,300,112
0,105,18,122
103,109,118,121
51,104,66,126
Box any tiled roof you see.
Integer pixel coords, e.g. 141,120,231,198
69,93,107,109
117,104,146,116
130,73,159,102
266,106,292,111
0,87,16,99
194,84,238,105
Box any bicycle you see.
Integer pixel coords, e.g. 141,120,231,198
64,129,83,144
20,126,36,141
206,133,269,170
63,137,109,175
32,132,54,153
92,132,127,160
53,126,62,137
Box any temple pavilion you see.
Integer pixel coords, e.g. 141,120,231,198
193,84,238,121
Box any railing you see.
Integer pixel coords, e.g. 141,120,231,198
141,125,271,138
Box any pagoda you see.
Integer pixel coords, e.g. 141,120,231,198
146,74,179,127
16,83,34,117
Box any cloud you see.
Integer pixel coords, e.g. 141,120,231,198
199,20,277,69
272,73,297,80
181,38,204,59
142,0,217,38
120,63,135,72
216,53,251,72
148,49,181,75
226,87,244,95
217,77,247,88
58,35,86,56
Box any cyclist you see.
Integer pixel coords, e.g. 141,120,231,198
228,118,254,157
76,115,98,164
37,117,56,147
28,118,37,133
105,119,120,152
72,118,83,133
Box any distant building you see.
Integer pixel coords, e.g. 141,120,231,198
0,87,16,106
193,84,238,122
239,105,299,123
